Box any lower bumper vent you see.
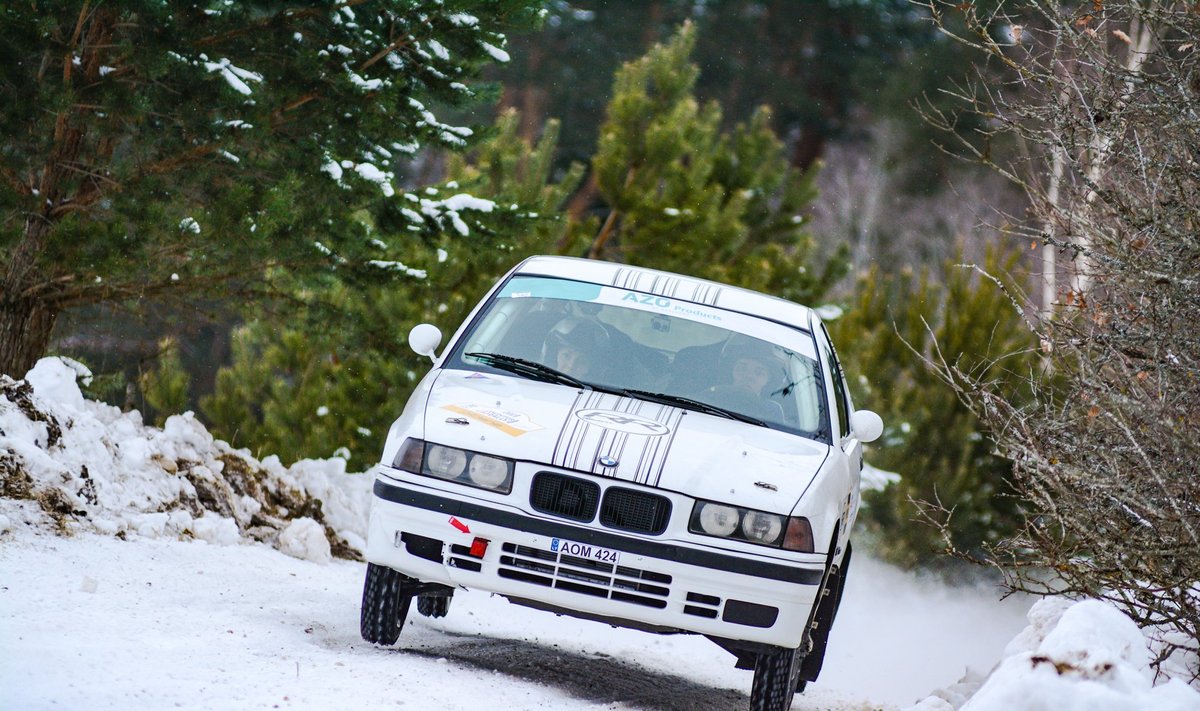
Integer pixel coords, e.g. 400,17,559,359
683,591,722,619
497,543,672,609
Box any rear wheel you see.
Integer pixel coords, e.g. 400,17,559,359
416,592,452,618
360,562,414,645
749,645,803,711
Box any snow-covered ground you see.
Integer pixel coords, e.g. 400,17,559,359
2,357,1197,710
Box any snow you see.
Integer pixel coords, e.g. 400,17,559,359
861,461,900,491
909,598,1200,711
24,357,87,411
351,162,395,197
2,357,1198,710
279,517,333,564
439,193,496,212
202,57,263,96
481,41,510,63
368,260,428,278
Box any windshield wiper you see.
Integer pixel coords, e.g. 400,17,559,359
620,389,766,427
464,352,590,389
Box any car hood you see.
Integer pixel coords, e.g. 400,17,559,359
423,369,829,511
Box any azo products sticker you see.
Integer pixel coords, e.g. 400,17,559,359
574,409,671,436
443,403,544,436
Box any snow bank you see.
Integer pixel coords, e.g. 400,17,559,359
0,357,372,560
907,598,1200,710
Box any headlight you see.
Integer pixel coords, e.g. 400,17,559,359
688,499,813,552
468,454,510,488
426,445,467,478
741,510,784,544
392,439,514,494
697,503,739,536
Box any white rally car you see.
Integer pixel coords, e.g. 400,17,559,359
361,256,882,711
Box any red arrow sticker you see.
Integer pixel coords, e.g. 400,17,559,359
448,516,470,534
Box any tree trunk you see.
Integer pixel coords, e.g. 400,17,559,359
1,215,58,378
0,296,59,378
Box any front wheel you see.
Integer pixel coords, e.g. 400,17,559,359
749,646,803,711
360,562,414,645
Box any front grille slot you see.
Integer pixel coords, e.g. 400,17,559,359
600,487,672,534
498,542,672,609
530,472,600,522
447,543,482,572
684,591,722,619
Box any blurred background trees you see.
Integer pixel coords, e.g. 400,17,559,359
915,0,1200,666
831,246,1037,569
22,1,1057,573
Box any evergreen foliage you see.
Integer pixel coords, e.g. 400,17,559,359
201,111,584,467
0,0,545,377
138,338,191,428
198,25,850,468
831,246,1037,567
497,1,948,170
587,23,847,305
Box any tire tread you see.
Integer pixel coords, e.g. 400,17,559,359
360,563,412,645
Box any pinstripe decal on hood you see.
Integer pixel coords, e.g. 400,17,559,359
552,391,685,484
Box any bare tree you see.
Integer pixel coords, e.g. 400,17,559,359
916,0,1200,675
811,121,1022,280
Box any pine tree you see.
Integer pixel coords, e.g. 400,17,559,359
201,110,584,467
497,1,946,171
586,23,847,305
138,338,191,427
0,0,544,377
830,246,1037,567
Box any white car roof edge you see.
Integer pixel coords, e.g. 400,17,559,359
513,255,817,331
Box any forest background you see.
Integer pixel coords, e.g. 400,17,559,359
5,0,1195,655
0,0,1057,571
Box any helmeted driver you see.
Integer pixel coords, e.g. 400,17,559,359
709,339,785,421
541,316,609,379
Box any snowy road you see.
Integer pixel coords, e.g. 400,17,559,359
0,518,1031,711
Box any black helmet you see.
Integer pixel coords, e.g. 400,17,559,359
542,316,609,360
720,337,778,371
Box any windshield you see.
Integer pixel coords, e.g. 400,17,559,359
445,275,829,441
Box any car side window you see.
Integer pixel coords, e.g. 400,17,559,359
818,326,851,440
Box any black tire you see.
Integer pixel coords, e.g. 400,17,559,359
360,562,413,645
416,592,451,618
749,646,803,711
800,540,853,683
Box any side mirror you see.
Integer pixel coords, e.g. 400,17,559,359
408,323,443,362
850,410,884,444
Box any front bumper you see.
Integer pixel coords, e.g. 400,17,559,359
365,473,825,648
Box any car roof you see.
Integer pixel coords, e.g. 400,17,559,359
513,255,817,331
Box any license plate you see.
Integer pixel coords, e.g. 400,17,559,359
549,538,621,565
